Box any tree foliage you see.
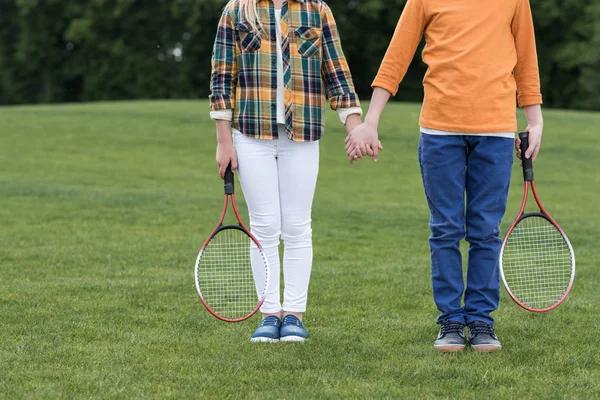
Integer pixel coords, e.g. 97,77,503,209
0,0,598,110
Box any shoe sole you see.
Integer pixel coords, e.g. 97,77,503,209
471,344,502,352
280,336,307,343
250,337,279,343
434,344,465,352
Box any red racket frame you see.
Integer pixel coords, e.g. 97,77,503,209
500,132,575,312
195,166,268,322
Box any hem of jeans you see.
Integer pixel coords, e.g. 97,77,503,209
465,317,495,326
438,317,466,325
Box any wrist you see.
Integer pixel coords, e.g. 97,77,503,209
527,121,543,131
345,114,362,133
523,104,543,128
364,115,379,127
217,133,233,145
345,113,361,124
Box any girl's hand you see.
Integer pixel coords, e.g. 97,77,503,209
344,114,362,136
345,120,383,163
215,119,237,179
216,141,238,179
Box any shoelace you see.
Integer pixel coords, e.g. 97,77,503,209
260,316,280,327
468,321,495,335
440,321,465,335
282,315,302,327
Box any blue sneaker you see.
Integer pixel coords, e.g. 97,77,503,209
468,321,502,352
434,320,466,352
279,315,308,342
250,316,281,343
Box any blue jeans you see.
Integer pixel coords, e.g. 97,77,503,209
418,133,514,325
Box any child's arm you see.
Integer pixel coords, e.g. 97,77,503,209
319,3,362,133
370,0,426,98
216,119,238,179
512,0,543,161
346,0,425,162
210,5,238,113
209,5,239,179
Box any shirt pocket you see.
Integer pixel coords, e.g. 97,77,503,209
295,26,322,58
237,22,262,52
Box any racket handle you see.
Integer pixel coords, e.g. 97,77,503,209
224,163,234,194
519,131,534,182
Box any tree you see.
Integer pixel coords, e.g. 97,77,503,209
0,0,598,110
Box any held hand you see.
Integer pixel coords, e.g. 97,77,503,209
344,121,383,164
344,114,363,163
515,124,543,162
216,141,238,179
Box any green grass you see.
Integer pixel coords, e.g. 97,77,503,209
1,101,599,399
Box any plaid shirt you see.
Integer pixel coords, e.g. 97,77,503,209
210,0,360,142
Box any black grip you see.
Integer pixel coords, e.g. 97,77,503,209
519,131,534,182
224,164,234,194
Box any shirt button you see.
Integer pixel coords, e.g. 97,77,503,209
272,83,277,88
271,104,276,109
272,57,276,64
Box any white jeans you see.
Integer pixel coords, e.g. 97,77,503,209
233,126,319,313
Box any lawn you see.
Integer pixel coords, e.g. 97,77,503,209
1,101,599,399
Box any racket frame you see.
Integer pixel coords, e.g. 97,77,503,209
499,132,576,312
194,166,269,322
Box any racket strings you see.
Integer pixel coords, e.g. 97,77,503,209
197,228,268,320
502,216,573,310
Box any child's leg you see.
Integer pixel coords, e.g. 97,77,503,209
233,130,282,315
276,134,319,316
464,136,514,325
418,133,468,324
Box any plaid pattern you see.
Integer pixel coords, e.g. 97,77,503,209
210,0,360,142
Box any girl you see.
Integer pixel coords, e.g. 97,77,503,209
209,0,362,342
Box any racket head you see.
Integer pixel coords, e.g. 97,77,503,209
500,212,575,312
195,225,269,322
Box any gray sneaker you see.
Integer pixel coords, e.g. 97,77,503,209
468,321,502,352
434,320,465,352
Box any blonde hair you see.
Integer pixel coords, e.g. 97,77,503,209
237,0,262,32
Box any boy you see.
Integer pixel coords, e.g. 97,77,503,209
346,0,543,352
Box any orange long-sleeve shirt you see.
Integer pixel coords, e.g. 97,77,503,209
372,0,542,133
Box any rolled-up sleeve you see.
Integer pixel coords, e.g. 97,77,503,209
209,6,238,111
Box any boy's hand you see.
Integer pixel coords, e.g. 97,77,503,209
518,105,544,162
515,124,543,162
